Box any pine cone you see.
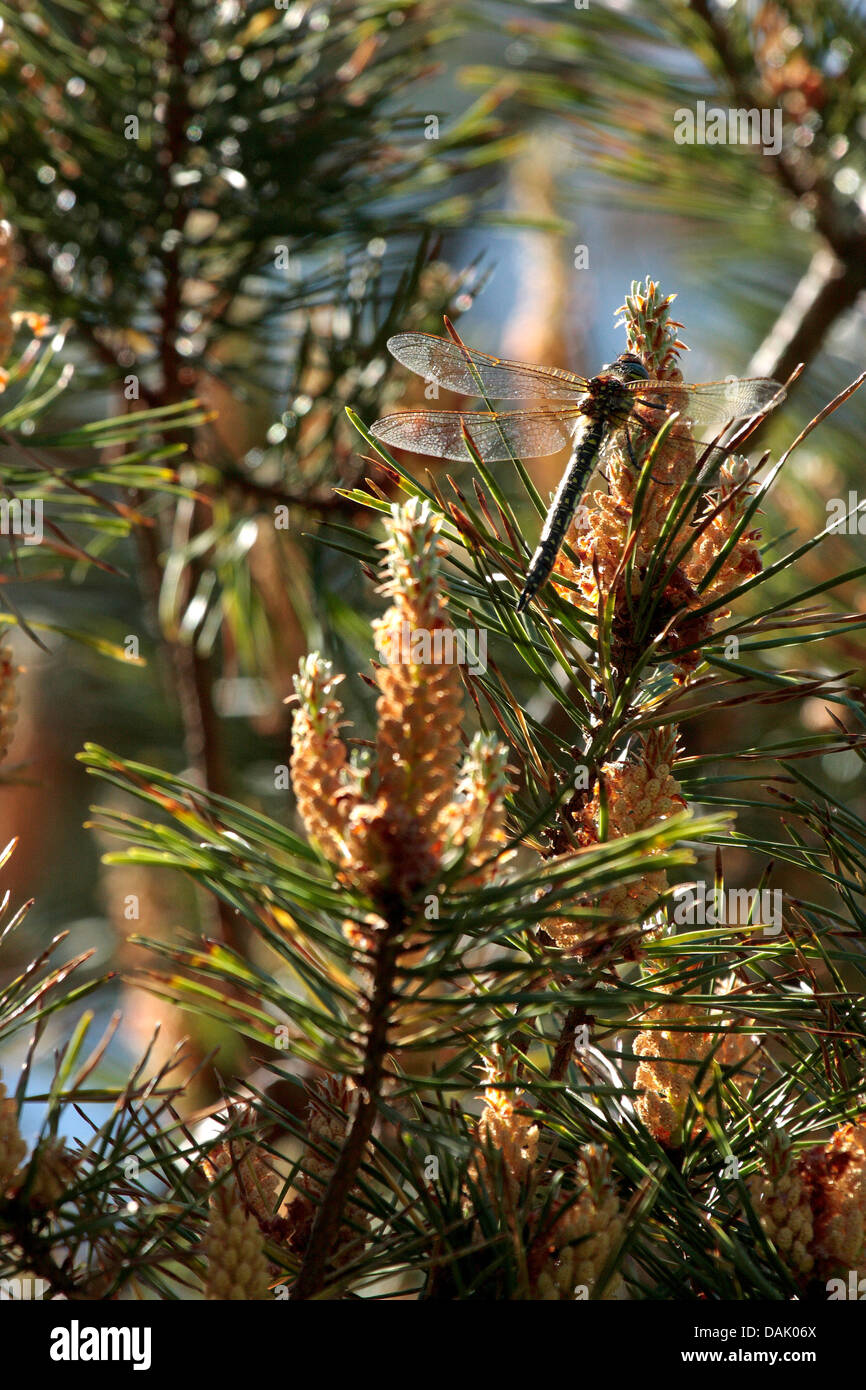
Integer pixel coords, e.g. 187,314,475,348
204,1185,272,1300
531,1147,624,1300
544,729,684,959
747,1167,814,1278
290,655,356,865
27,1139,78,1210
291,500,511,907
634,975,758,1147
804,1123,866,1276
748,1123,866,1282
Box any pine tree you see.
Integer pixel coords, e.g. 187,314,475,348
0,0,864,1313
74,279,866,1300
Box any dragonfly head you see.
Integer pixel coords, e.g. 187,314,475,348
607,352,650,383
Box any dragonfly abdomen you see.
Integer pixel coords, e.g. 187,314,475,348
515,419,605,613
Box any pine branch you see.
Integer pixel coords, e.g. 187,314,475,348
291,901,404,1299
687,0,866,380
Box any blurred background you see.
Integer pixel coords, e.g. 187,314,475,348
0,0,863,1123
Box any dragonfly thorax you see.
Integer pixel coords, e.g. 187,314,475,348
582,355,647,423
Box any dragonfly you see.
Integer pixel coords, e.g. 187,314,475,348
370,330,785,614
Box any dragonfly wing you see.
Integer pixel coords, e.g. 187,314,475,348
633,378,784,433
370,409,579,462
386,333,587,401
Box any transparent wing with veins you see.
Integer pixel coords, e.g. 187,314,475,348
631,377,784,434
385,331,589,400
370,407,583,462
372,332,785,472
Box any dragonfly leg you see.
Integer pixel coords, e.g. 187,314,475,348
624,415,676,487
623,422,639,472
